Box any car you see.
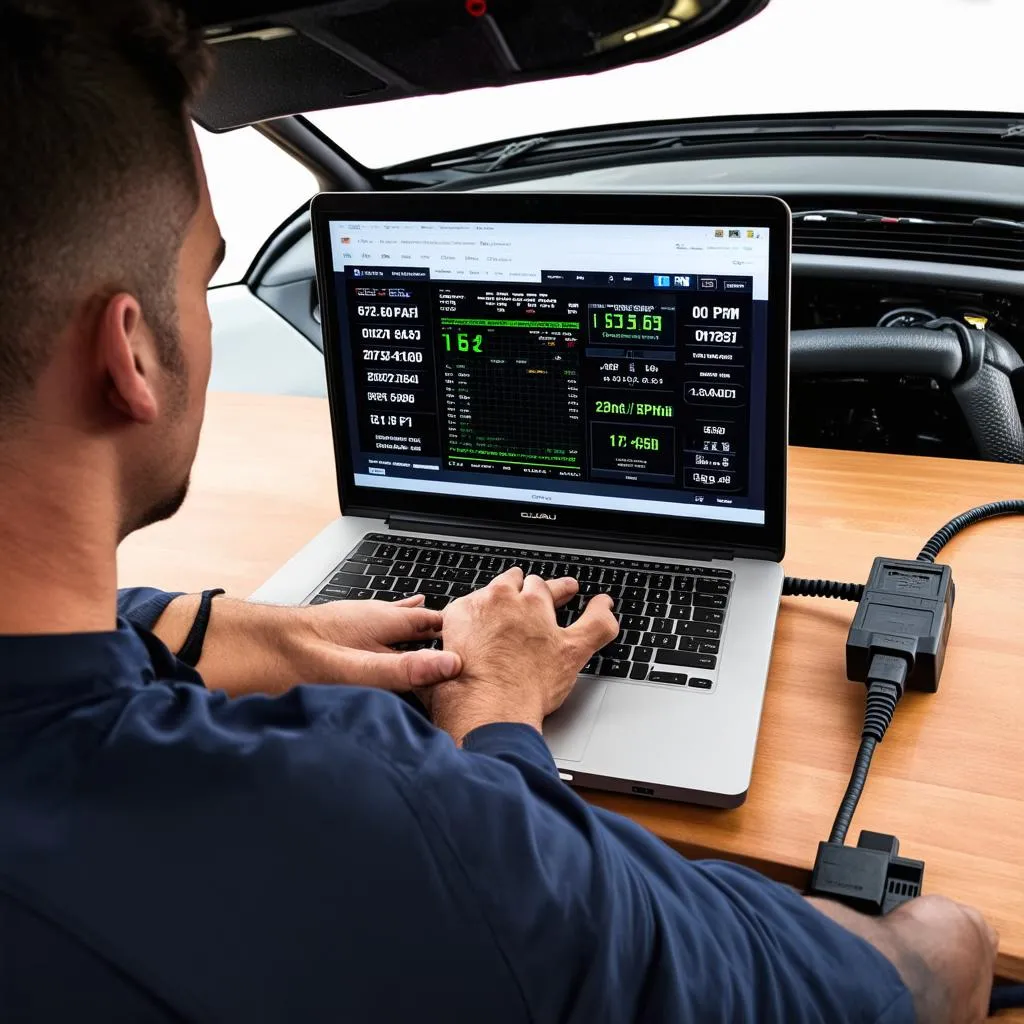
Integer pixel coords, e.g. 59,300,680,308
192,0,1024,463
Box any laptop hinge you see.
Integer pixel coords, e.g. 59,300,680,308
387,516,734,562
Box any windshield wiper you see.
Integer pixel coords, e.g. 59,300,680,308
484,136,553,172
391,115,1024,178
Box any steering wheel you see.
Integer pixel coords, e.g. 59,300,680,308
790,320,1024,463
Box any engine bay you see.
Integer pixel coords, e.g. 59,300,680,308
790,277,1023,459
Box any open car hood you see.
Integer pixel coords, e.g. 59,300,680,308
185,0,770,132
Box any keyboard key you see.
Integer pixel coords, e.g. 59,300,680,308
330,572,366,589
668,604,693,621
376,545,397,560
648,670,688,686
688,677,714,690
620,615,649,632
670,591,693,607
693,593,728,610
310,595,336,605
699,640,720,654
622,630,642,646
480,556,505,572
629,663,650,681
393,561,414,577
580,657,599,675
696,579,731,595
411,564,435,579
651,618,674,635
601,643,633,661
341,560,370,575
355,542,378,557
577,566,602,583
656,650,717,671
416,580,450,595
650,574,673,590
642,632,677,649
319,585,350,599
422,594,450,610
372,591,403,601
647,589,670,604
368,576,397,590
439,551,461,567
625,572,646,588
363,556,394,568
416,550,439,564
395,577,419,592
675,621,722,639
623,586,645,601
677,637,700,653
620,600,646,616
351,589,374,600
565,594,584,612
693,608,725,624
599,659,631,677
632,646,654,664
460,554,481,570
435,567,460,582
673,576,695,592
397,547,418,561
602,569,625,585
645,603,667,618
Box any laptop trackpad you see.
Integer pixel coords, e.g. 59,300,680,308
543,678,607,762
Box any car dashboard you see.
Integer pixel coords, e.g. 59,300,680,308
249,152,1024,462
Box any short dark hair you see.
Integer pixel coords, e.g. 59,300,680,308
0,1,210,417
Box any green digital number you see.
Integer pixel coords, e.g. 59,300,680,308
443,331,483,353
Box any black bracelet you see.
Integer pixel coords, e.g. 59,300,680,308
176,588,225,666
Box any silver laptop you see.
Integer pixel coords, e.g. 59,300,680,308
252,192,791,808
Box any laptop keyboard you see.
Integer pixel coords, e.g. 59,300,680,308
310,533,732,691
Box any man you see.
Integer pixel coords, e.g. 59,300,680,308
0,2,997,1021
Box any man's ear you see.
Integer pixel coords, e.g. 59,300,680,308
98,293,159,424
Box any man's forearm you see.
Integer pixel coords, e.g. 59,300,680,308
152,595,298,695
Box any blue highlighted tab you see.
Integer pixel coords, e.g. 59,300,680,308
653,275,671,288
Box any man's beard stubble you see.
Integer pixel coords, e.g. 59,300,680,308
123,310,194,536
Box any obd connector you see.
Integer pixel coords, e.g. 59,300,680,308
846,557,955,694
810,831,925,916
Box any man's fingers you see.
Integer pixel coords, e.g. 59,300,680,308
340,647,463,691
489,566,525,592
566,594,619,655
376,606,443,642
395,595,426,608
544,576,579,608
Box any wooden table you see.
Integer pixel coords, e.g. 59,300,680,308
119,392,1024,988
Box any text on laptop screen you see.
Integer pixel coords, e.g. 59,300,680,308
328,219,772,526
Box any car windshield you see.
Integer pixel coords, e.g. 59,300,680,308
308,0,1022,169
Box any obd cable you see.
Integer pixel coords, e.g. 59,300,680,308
782,500,1024,1013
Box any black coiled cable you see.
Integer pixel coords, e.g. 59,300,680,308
781,577,864,601
917,499,1024,563
784,499,1024,599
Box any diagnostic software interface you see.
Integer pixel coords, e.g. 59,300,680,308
328,219,772,525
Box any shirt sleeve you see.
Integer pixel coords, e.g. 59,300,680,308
399,720,915,1024
116,588,183,631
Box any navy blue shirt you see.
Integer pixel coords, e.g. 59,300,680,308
0,589,913,1023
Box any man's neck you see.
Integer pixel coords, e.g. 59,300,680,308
0,446,120,636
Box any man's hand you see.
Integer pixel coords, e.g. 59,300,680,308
426,567,619,744
152,594,462,696
809,894,998,1023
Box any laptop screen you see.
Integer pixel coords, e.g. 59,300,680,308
326,217,772,527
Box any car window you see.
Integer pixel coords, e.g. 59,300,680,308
195,125,318,287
